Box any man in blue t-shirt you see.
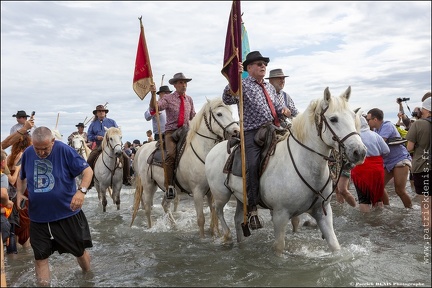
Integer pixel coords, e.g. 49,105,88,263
366,108,412,208
15,126,93,286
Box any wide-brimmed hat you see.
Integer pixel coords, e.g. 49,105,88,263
265,68,289,79
157,85,173,95
243,51,270,68
75,122,85,128
168,72,192,85
12,110,30,118
93,105,109,115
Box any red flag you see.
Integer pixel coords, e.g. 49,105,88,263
221,0,242,96
133,17,153,100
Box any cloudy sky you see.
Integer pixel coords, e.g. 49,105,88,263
1,1,431,146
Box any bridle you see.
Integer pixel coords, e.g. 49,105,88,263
100,132,123,187
191,105,238,164
286,104,359,215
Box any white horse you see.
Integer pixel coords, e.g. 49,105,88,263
69,134,92,187
70,134,91,161
94,127,123,212
132,98,239,238
205,86,367,256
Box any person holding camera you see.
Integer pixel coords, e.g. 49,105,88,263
396,97,422,131
406,96,431,230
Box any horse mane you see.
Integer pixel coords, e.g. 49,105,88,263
186,98,230,143
291,94,358,143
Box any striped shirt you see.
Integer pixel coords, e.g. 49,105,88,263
222,76,284,131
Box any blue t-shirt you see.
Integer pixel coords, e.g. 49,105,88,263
20,140,90,223
375,120,411,172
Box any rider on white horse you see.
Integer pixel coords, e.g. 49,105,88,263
222,51,291,230
86,104,132,188
148,73,196,200
67,122,90,147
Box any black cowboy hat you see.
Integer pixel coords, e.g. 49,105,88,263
12,110,30,118
157,85,173,95
75,122,86,128
243,51,270,68
93,104,109,115
168,72,192,85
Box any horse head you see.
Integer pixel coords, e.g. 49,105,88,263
102,127,123,158
187,98,239,144
293,86,366,165
71,135,84,151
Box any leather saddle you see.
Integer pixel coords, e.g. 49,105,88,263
223,123,287,177
147,126,189,170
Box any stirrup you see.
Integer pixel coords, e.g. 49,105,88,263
166,185,176,200
248,214,263,230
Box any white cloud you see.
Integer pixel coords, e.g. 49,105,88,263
1,1,430,146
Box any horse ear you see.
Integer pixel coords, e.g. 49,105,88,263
323,87,331,104
353,107,361,114
342,86,351,102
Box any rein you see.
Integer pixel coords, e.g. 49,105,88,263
191,105,239,164
286,105,359,215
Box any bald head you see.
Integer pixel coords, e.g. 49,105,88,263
32,126,55,147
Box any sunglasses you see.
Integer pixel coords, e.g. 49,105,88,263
253,61,268,67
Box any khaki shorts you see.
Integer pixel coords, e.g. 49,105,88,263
394,159,412,168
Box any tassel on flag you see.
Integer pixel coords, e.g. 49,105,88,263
133,16,153,100
221,0,242,96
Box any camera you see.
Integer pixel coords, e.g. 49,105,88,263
397,97,410,103
412,111,420,118
31,111,35,116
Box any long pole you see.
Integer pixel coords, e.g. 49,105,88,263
239,59,248,228
55,113,60,130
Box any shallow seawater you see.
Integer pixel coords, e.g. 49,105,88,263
3,181,431,287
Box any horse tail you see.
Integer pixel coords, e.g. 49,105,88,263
130,175,143,227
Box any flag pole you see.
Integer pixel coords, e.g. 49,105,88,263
238,56,249,236
237,1,250,237
132,16,168,225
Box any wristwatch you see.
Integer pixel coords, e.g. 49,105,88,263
78,187,88,194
